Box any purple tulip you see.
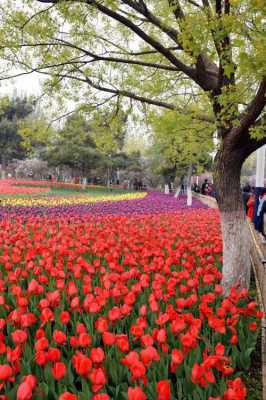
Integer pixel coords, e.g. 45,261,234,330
0,193,207,220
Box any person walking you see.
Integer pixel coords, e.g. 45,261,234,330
201,179,209,195
247,193,255,220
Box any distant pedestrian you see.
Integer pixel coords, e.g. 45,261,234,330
201,179,209,195
247,194,255,220
192,183,200,193
180,176,185,194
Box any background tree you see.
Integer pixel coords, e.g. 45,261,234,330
44,112,104,177
1,0,266,292
15,158,49,179
0,96,34,168
149,109,214,200
89,106,129,182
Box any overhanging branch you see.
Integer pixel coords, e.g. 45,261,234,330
226,77,266,151
121,0,181,46
237,78,266,136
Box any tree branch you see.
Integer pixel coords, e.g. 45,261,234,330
121,0,181,45
20,4,55,30
12,60,212,123
227,78,266,150
83,75,214,122
122,46,182,56
47,95,117,128
168,0,185,19
52,38,180,71
1,39,180,72
187,0,203,8
238,78,266,135
37,0,216,90
84,75,181,111
88,0,200,82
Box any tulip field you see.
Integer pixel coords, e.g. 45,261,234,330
0,180,262,400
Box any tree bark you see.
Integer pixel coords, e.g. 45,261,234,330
214,147,250,295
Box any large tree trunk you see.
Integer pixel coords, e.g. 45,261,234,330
214,149,250,295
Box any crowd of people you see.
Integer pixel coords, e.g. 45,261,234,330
242,183,266,242
192,179,215,197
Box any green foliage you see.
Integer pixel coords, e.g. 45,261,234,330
18,117,55,155
149,109,214,177
249,124,266,141
0,96,34,166
44,112,104,173
90,107,128,155
0,0,265,179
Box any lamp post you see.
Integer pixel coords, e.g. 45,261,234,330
254,145,266,230
255,145,266,187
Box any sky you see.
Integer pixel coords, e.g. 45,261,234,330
1,71,42,97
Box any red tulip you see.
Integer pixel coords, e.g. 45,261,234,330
157,380,171,400
53,330,67,345
78,333,91,348
60,311,70,325
0,365,12,380
72,352,92,377
102,332,115,346
91,394,110,400
12,330,28,345
128,386,147,400
47,347,61,362
95,317,109,333
16,382,32,400
35,337,49,352
90,348,105,364
59,392,78,400
89,367,107,392
223,377,247,400
51,362,66,380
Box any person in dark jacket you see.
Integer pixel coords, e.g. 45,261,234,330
201,179,209,195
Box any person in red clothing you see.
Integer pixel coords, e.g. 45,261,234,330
247,194,255,220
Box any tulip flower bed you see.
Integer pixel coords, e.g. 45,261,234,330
13,180,106,192
0,180,146,209
0,192,205,219
1,180,105,192
0,180,50,195
0,208,262,400
0,192,146,208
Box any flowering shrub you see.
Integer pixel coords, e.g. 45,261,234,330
0,210,262,399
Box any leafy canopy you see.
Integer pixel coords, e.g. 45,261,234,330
0,0,265,173
150,109,214,176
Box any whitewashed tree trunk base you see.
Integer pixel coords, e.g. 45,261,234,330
220,210,251,295
186,165,193,207
174,186,181,198
187,186,192,206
